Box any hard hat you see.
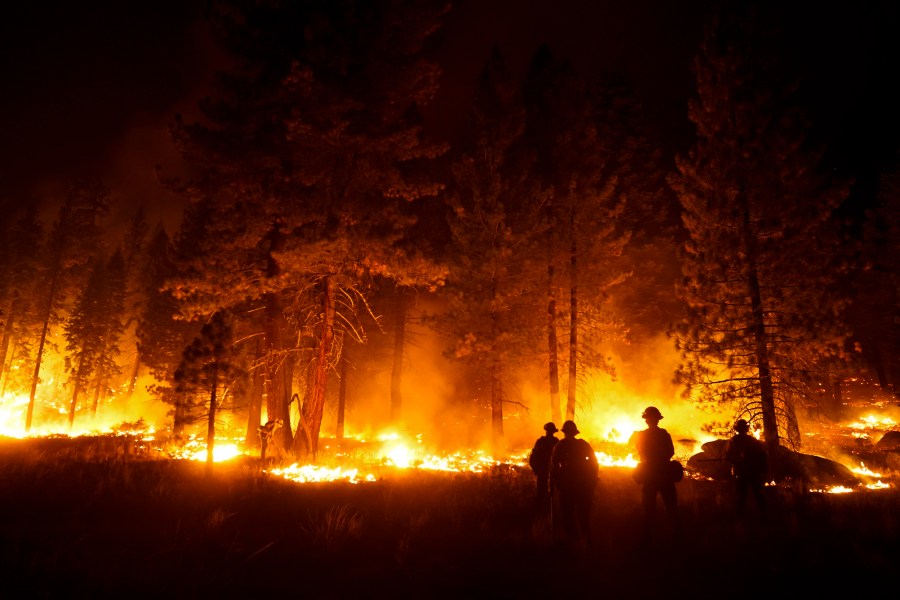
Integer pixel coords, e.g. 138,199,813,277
543,422,558,433
641,406,663,420
735,419,750,433
561,420,579,435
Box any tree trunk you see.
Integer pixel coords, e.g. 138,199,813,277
490,352,504,455
126,347,141,399
263,228,294,456
489,271,505,454
91,376,102,417
296,276,335,459
390,287,406,423
0,299,16,391
244,336,264,449
27,267,60,432
565,199,578,422
207,365,218,469
337,348,347,439
743,202,781,472
547,263,562,425
68,357,86,429
173,394,187,441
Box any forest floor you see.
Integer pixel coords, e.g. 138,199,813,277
0,435,898,599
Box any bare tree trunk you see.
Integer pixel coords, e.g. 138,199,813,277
206,365,218,469
547,263,562,425
490,352,504,455
173,394,187,441
126,347,141,399
390,287,406,423
263,228,294,457
91,376,102,417
337,348,347,439
0,300,16,392
565,197,578,422
296,276,335,459
27,268,60,432
244,337,264,449
743,202,781,474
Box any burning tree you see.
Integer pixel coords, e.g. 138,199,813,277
167,0,449,459
669,6,852,466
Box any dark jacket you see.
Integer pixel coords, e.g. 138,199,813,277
529,435,558,479
725,433,767,481
633,427,675,484
549,437,599,493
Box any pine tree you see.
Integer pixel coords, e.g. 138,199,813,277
26,180,109,431
669,6,852,466
442,48,534,453
89,250,127,418
174,310,239,468
137,224,202,439
168,0,449,459
0,208,43,394
521,47,633,422
120,206,149,401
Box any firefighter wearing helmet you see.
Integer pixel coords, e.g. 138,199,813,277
724,417,768,517
631,406,680,539
548,420,599,547
528,422,559,515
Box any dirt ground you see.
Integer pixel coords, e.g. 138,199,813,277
0,435,897,599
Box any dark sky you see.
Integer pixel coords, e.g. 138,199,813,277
2,1,899,233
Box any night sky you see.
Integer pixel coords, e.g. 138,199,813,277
2,1,899,232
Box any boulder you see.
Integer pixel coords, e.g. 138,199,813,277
687,439,731,480
687,439,860,487
875,430,900,450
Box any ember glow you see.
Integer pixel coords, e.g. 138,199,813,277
1,345,897,496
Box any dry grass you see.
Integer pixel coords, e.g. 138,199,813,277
0,435,897,599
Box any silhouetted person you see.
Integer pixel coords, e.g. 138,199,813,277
631,406,679,540
725,418,768,518
549,420,599,548
528,422,559,516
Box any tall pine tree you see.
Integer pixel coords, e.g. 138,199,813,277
669,6,852,467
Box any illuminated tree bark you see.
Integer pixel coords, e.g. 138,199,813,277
546,255,562,424
390,287,407,423
296,276,335,458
